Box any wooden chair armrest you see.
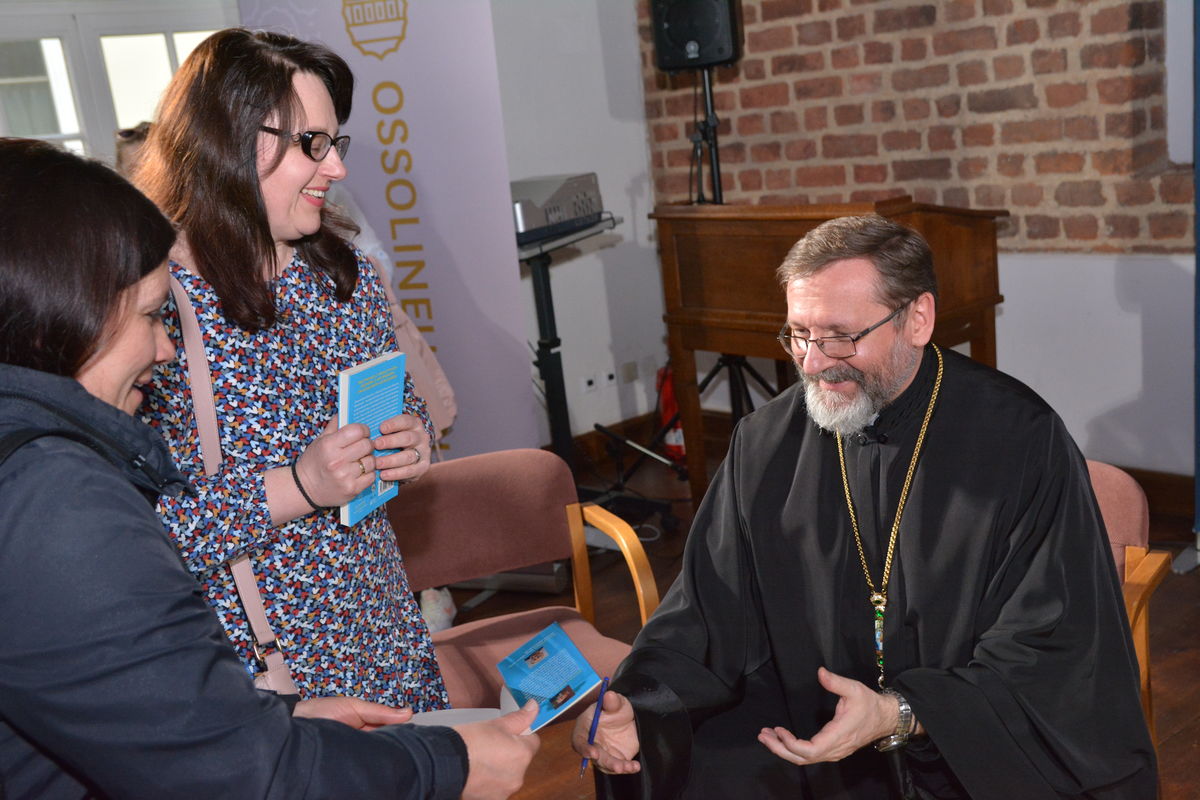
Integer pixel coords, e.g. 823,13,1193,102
581,503,661,625
1122,546,1171,626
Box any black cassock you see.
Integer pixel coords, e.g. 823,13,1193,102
600,346,1156,800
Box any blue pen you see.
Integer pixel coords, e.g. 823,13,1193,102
578,676,610,777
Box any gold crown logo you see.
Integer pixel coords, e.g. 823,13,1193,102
342,0,408,60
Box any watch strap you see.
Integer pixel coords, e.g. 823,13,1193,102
876,688,915,751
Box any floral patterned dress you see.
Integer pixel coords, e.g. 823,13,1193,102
141,249,448,710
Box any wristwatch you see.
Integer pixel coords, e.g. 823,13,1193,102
875,688,915,752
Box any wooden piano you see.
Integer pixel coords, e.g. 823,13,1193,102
652,196,1008,506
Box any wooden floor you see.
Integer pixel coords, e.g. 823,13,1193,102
450,454,1200,799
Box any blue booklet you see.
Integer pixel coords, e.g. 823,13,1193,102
337,351,407,527
495,621,602,731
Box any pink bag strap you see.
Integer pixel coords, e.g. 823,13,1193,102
169,274,221,477
169,275,297,695
230,553,295,694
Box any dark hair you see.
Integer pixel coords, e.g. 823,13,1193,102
114,120,152,177
0,138,176,376
776,215,938,310
135,28,357,332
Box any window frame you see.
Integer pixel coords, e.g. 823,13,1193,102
0,0,237,163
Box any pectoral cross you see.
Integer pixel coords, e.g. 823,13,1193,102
870,592,887,688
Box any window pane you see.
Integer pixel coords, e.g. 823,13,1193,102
173,30,216,65
0,38,76,138
41,39,78,133
100,33,171,129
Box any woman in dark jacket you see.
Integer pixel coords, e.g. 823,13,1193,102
0,138,537,800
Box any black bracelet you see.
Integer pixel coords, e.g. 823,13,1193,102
290,460,331,512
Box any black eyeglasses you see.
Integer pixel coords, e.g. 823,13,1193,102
260,126,351,162
777,304,906,359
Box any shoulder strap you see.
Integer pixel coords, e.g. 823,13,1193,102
169,274,222,477
228,552,297,694
167,275,294,694
0,390,169,487
0,428,97,467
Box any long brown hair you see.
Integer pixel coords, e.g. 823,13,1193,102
136,28,358,331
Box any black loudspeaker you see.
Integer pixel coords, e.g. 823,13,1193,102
651,0,741,72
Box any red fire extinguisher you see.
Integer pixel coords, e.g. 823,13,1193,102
656,365,686,463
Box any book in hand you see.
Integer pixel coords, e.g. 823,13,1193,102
337,350,407,527
495,621,602,732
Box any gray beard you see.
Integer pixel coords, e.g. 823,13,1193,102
802,341,921,436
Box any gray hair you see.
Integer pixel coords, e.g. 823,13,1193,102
776,214,938,309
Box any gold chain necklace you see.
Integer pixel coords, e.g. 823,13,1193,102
835,344,943,689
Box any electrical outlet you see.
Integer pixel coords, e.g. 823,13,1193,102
603,370,617,387
581,375,598,393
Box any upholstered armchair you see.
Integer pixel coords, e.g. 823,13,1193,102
388,448,660,713
1086,460,1171,743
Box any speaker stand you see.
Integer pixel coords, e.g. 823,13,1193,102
690,67,724,204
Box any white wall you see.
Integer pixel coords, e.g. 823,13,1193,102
489,0,667,441
996,253,1195,476
1165,0,1193,164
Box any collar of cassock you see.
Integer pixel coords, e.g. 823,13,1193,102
849,344,939,446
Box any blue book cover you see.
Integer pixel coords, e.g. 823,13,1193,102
495,622,601,731
337,351,407,527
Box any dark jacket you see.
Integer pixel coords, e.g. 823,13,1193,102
0,364,467,799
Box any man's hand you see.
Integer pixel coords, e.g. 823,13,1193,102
571,690,642,775
455,700,541,800
292,696,413,730
757,667,897,765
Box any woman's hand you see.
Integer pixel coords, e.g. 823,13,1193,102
292,417,377,508
455,700,541,800
269,413,428,525
372,413,431,484
292,696,413,730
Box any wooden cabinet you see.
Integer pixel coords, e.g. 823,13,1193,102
652,196,1007,506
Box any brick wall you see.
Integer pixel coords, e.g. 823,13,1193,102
637,0,1194,253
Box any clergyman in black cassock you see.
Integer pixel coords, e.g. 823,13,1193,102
575,216,1156,800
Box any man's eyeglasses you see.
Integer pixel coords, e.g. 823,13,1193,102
260,126,351,162
777,304,906,359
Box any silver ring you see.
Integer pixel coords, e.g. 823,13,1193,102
413,448,422,464
357,459,367,476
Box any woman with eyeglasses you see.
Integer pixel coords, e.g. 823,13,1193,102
135,29,446,713
0,138,538,800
